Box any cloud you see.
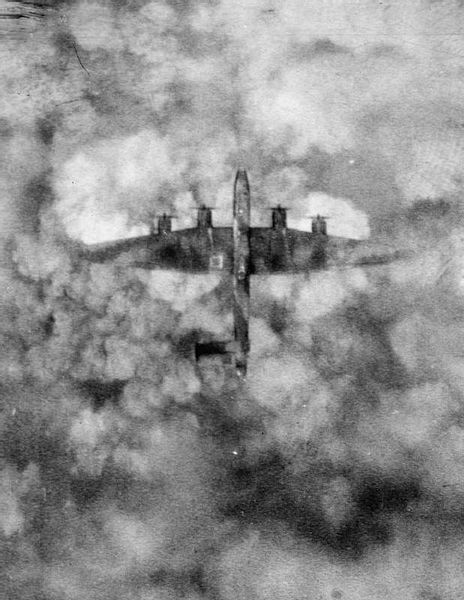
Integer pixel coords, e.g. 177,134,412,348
4,1,464,599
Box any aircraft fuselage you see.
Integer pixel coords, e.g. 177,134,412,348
233,170,251,377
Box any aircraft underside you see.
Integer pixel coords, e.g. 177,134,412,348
82,169,396,379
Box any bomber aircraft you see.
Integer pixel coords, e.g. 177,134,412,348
82,170,400,378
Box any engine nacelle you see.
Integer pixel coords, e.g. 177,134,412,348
311,215,327,235
197,205,213,228
158,214,173,234
271,205,287,229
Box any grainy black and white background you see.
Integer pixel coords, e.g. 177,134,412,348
2,1,464,599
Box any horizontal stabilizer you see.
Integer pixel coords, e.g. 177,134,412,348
195,340,237,361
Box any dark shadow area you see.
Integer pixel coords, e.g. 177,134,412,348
149,567,208,597
78,379,127,410
221,442,423,559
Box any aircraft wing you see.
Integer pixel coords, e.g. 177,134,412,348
80,227,234,273
249,228,402,273
325,235,406,269
81,227,401,273
249,228,355,272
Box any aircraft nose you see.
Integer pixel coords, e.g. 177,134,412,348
235,169,249,183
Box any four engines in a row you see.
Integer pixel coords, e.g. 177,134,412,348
151,205,328,235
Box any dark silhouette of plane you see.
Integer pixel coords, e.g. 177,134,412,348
81,170,401,378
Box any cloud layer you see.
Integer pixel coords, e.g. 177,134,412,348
3,1,464,599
